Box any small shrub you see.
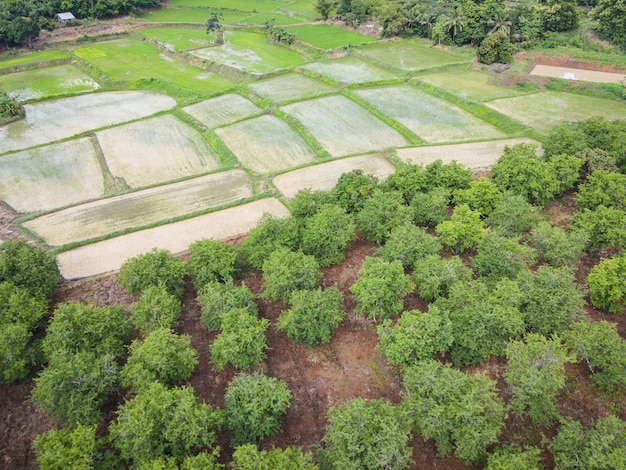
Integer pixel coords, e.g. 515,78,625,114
186,239,240,290
231,444,317,470
129,284,182,336
376,223,442,270
485,191,542,238
570,206,626,253
411,187,450,227
198,281,257,331
301,204,355,267
485,445,544,470
413,255,472,302
242,214,301,270
472,232,537,280
0,239,59,300
289,188,337,221
118,249,185,299
436,204,487,253
261,249,321,302
453,177,501,217
357,190,412,245
586,253,626,314
225,372,292,447
333,169,378,213
210,310,269,371
576,170,626,212
33,424,99,470
529,222,585,267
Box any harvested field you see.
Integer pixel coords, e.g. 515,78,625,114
282,95,408,156
97,114,220,188
530,64,626,83
247,73,334,103
0,91,175,154
395,137,543,169
56,198,290,279
301,56,398,84
0,138,104,213
216,115,317,174
23,170,253,247
358,42,469,71
353,85,504,143
182,93,262,129
0,64,99,101
485,91,626,133
272,154,396,198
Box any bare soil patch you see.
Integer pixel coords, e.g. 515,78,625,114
530,64,625,84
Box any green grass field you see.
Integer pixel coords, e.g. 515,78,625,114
182,93,262,128
359,41,470,71
288,24,378,49
418,68,532,102
302,55,399,84
352,85,504,143
137,8,249,24
191,31,306,74
0,50,68,70
138,27,216,51
0,65,99,101
486,91,626,133
247,73,334,103
74,38,234,94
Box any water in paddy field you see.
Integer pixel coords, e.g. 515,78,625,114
0,91,175,154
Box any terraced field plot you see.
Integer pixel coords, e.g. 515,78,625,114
353,85,503,143
395,138,542,169
273,155,396,198
0,65,99,101
0,138,104,213
288,24,378,49
97,114,220,188
358,42,469,71
138,27,216,51
137,9,250,24
486,91,626,133
0,91,175,154
247,73,334,103
56,198,290,279
216,115,317,174
191,31,306,74
282,95,408,156
0,50,68,70
74,38,233,94
182,93,262,128
418,68,530,102
301,55,399,84
24,170,253,247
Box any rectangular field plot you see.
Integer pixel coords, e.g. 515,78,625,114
57,198,290,279
418,69,530,102
138,9,249,24
530,65,626,84
138,28,217,51
352,85,503,143
395,138,543,170
282,95,408,157
191,31,306,74
302,56,398,84
0,65,99,101
0,50,68,71
166,0,287,10
24,169,253,246
288,24,378,49
216,115,316,174
98,114,220,188
358,42,469,71
74,38,233,94
183,93,262,128
0,138,104,213
485,91,626,133
234,11,307,25
0,91,175,154
273,155,396,198
247,74,334,103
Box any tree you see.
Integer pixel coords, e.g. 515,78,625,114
436,204,487,253
357,190,412,245
444,8,468,45
577,148,620,181
586,253,626,313
413,255,473,302
576,170,626,212
549,153,583,194
261,249,321,302
376,223,442,270
518,266,585,335
205,11,223,33
225,372,292,447
402,360,505,465
485,191,542,238
411,187,450,227
477,31,515,64
453,177,501,217
198,280,257,331
504,333,573,427
563,320,626,393
591,0,626,48
320,397,413,470
540,0,579,32
333,169,378,213
350,257,414,322
109,382,224,466
486,445,544,470
377,306,453,371
472,231,537,280
301,204,355,267
277,287,345,346
118,249,186,299
570,206,626,253
549,415,626,470
241,214,300,270
315,0,337,20
129,284,182,336
186,239,240,290
210,309,269,371
529,222,585,268
33,424,99,470
289,188,337,221
231,444,318,470
120,328,198,392
0,238,59,300
377,0,409,37
432,14,448,45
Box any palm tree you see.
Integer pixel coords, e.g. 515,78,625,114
444,7,467,45
489,8,512,35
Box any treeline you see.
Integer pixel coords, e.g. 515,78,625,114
0,0,160,48
317,0,625,58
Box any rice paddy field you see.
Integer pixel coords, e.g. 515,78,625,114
1,7,623,278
